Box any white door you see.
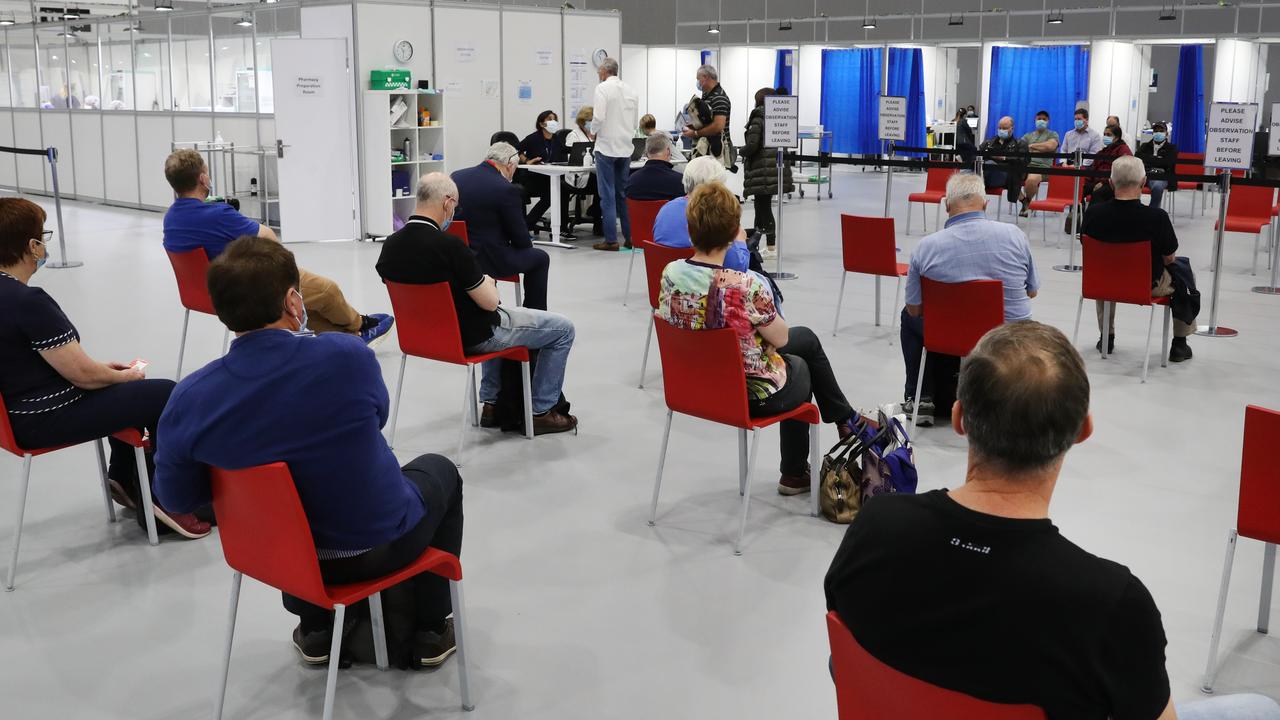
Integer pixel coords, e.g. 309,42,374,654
271,38,357,242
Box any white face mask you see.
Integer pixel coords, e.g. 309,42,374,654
544,119,560,134
290,288,309,332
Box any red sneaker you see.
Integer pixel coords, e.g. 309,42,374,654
153,505,212,539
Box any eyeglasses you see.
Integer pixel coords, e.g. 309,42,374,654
33,230,52,245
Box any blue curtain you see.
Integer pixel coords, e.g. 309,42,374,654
774,49,794,93
1172,44,1206,154
887,47,926,157
701,50,712,67
985,45,1089,143
820,48,882,154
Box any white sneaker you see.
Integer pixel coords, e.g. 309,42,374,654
760,246,777,259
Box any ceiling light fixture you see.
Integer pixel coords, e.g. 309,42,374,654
1047,10,1065,24
234,14,253,27
1159,5,1177,20
56,30,75,37
0,12,16,25
862,17,877,29
778,18,792,31
154,0,173,11
948,13,964,26
61,9,79,19
706,22,719,34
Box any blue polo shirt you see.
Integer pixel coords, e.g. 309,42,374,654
162,197,261,258
154,329,425,552
905,211,1040,321
652,196,751,272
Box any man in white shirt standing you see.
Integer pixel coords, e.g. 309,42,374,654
590,56,640,252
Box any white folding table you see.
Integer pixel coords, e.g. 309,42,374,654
521,161,647,250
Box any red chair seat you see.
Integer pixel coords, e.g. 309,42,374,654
1151,295,1170,306
1028,199,1072,213
461,345,529,365
1217,217,1271,233
895,262,909,276
324,548,462,606
907,191,945,203
747,401,820,431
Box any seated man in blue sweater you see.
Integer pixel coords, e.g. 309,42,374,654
154,236,463,668
653,155,750,272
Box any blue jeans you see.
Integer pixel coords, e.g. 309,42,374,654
468,306,575,414
594,152,632,245
1177,694,1280,720
1148,179,1168,209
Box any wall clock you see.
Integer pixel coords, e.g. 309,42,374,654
393,40,414,64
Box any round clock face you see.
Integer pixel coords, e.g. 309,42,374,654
591,48,608,68
393,40,414,64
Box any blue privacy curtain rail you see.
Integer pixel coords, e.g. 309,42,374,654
775,49,794,93
1172,44,1206,154
985,45,1089,144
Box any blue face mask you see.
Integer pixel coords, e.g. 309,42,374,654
1152,132,1166,143
997,129,1010,139
441,208,454,232
1102,135,1114,146
1074,119,1085,130
1035,119,1048,130
35,248,46,270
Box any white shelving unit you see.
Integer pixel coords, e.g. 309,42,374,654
362,89,449,238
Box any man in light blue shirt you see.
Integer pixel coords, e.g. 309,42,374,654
653,156,750,272
900,172,1040,426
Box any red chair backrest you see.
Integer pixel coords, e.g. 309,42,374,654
839,214,899,276
1179,152,1204,162
1226,184,1275,221
1044,171,1076,202
166,248,216,315
383,281,469,364
1239,405,1280,544
211,462,332,609
827,612,1046,720
1175,163,1203,186
924,167,956,193
445,220,469,245
652,317,751,428
626,199,668,246
640,240,696,311
920,277,1005,357
0,393,21,456
1080,235,1155,306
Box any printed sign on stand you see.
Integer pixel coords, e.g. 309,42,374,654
1269,102,1280,156
878,95,907,142
1205,102,1258,170
764,95,799,148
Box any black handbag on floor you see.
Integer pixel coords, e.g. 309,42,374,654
494,348,571,433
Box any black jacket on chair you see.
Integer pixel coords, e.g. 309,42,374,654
451,161,533,277
625,159,684,201
1135,140,1178,179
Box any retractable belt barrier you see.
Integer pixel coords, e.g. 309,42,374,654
0,145,78,269
778,145,1280,340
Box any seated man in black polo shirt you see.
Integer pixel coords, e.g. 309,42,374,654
375,173,577,435
825,321,1279,720
626,134,685,202
1080,155,1195,362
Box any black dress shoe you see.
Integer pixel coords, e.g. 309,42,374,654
479,403,498,428
1169,340,1193,362
1095,335,1115,354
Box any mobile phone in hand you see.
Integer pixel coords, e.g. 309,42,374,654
129,358,149,372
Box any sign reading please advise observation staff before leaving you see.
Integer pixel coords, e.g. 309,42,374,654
764,95,799,148
1205,102,1258,170
879,95,907,142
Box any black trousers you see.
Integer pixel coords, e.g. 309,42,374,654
523,174,573,233
285,454,464,634
478,246,551,311
747,327,854,476
752,195,776,246
9,379,175,531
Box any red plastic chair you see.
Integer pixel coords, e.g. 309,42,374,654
1028,172,1077,244
383,281,533,465
1070,236,1172,383
166,248,230,378
1203,405,1280,693
636,240,696,388
911,278,1005,434
1,392,158,589
623,198,669,305
832,214,908,336
906,167,956,235
984,184,1019,225
209,463,474,719
445,221,523,305
826,612,1046,720
1173,161,1205,218
1215,184,1276,275
648,319,821,554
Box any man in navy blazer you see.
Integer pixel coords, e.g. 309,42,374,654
626,134,685,202
451,142,551,310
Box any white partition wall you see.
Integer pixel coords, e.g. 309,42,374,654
798,44,824,128
40,113,73,196
102,113,139,206
646,47,679,132
562,11,621,125
720,46,751,146
434,4,501,172
1089,40,1151,142
0,111,16,189
71,113,104,200
356,2,432,89
676,47,703,119
621,44,648,121
139,115,179,207
1214,38,1269,107
13,111,44,192
502,8,563,135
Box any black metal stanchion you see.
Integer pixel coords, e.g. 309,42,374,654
1252,216,1280,295
1197,172,1238,338
1053,149,1083,273
40,147,81,269
773,146,796,280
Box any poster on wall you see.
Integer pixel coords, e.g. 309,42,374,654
878,95,907,142
1205,102,1257,170
518,80,533,103
567,53,591,120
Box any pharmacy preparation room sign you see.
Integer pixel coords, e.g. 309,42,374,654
1205,102,1258,170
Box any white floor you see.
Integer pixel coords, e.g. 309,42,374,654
1,169,1278,719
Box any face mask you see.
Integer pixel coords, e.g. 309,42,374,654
695,81,703,93
1152,132,1166,143
544,119,560,133
1074,119,1085,130
290,288,309,332
441,202,455,232
997,129,1010,139
1102,136,1114,146
34,244,46,270
1035,119,1048,130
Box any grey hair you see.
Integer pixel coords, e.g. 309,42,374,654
645,133,671,158
946,171,986,206
1110,155,1146,189
600,57,619,76
485,141,519,166
696,64,718,81
416,172,457,205
682,155,725,193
